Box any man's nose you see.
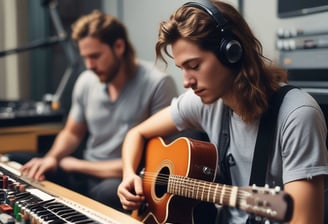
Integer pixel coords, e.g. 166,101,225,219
183,71,196,89
85,58,96,70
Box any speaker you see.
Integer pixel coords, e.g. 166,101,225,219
183,0,243,65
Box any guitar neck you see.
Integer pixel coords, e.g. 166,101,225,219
167,174,293,222
167,175,239,208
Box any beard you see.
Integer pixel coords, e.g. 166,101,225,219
97,53,121,84
102,63,120,83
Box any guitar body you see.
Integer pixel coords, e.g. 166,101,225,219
133,137,218,224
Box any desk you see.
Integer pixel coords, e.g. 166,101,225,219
0,123,63,154
0,100,65,154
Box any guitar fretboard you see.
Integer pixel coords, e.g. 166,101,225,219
167,174,239,207
163,174,292,222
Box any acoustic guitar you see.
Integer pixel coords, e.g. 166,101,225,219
132,137,293,224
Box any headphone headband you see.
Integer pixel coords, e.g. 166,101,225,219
183,0,228,31
183,0,243,65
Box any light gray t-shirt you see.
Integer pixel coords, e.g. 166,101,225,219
70,60,177,161
171,87,328,223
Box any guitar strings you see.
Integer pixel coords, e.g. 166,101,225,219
141,171,251,208
139,171,285,221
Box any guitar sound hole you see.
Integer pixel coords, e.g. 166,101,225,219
155,167,169,198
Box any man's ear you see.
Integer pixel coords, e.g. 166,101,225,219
113,38,125,57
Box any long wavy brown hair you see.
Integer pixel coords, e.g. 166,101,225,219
156,1,287,122
71,10,136,75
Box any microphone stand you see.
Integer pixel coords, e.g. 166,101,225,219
0,35,66,58
43,0,80,111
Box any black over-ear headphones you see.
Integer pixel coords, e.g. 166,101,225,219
183,0,243,65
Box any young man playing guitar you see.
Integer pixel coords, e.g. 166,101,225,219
117,1,328,223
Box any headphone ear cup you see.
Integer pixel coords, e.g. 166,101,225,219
217,32,243,65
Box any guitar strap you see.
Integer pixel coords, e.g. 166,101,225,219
216,85,296,223
216,105,232,185
247,85,297,224
249,85,296,186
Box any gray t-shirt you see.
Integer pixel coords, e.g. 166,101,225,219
171,87,328,223
70,60,177,161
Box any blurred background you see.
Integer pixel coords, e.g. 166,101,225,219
1,0,328,152
1,0,328,111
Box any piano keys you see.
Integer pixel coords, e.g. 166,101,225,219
0,161,141,224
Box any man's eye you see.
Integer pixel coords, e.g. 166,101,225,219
91,55,100,59
190,64,199,70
